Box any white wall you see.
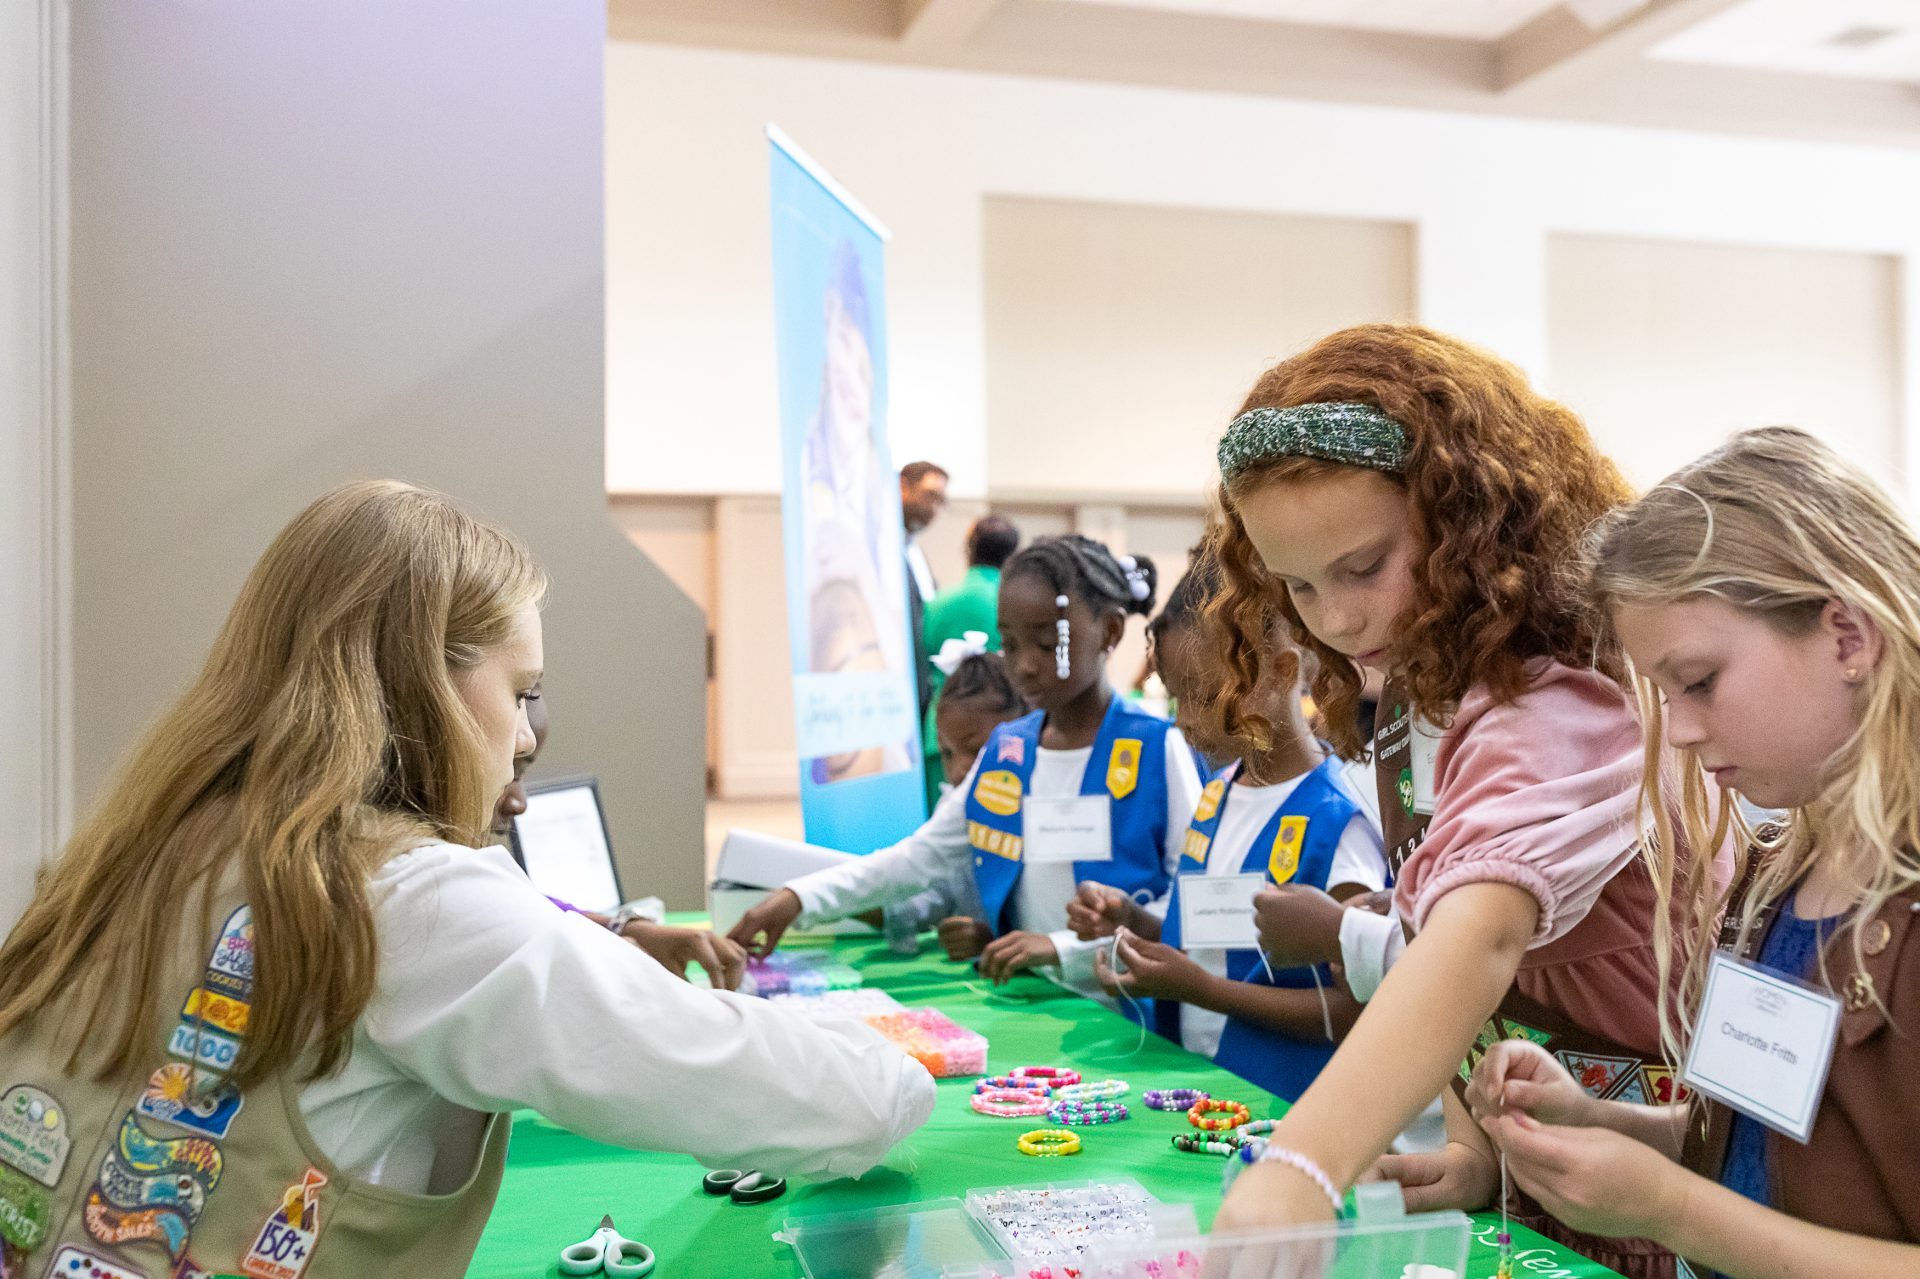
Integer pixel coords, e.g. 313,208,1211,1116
1,1,63,933
606,41,1920,505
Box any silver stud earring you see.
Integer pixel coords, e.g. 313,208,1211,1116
1054,595,1072,680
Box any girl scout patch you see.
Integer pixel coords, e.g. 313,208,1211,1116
1106,740,1142,800
1268,816,1308,884
240,1168,326,1279
41,1245,146,1279
135,1064,243,1141
0,1161,50,1252
974,770,1022,817
0,1085,71,1187
1192,777,1226,824
84,1113,222,1261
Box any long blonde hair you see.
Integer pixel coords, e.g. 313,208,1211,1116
1586,427,1920,1062
0,480,546,1088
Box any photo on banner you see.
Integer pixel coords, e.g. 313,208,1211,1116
769,126,927,851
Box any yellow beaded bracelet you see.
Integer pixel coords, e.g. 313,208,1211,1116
1015,1128,1082,1157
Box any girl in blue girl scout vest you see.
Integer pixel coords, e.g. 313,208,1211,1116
1073,559,1388,1100
731,536,1204,998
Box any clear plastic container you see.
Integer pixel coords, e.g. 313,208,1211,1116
776,1198,1009,1279
943,1209,1473,1279
962,1177,1195,1265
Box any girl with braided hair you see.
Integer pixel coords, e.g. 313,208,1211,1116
730,535,1203,997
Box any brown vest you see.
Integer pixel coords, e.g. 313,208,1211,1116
1374,682,1677,1279
1681,866,1920,1253
0,883,507,1279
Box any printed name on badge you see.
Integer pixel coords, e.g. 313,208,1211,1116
1178,873,1267,950
1682,951,1842,1143
1021,795,1112,864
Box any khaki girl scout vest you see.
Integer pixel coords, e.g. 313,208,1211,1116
0,883,507,1279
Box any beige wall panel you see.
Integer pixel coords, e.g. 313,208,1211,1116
1547,234,1901,490
984,197,1416,501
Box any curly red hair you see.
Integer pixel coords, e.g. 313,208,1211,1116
1201,323,1631,757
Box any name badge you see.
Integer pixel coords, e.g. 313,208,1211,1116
1022,795,1112,864
1682,950,1841,1143
1178,872,1266,949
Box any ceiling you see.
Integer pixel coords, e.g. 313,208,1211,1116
607,0,1920,146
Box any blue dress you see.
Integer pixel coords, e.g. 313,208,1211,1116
1719,888,1841,1210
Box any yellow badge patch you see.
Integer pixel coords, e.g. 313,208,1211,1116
1268,815,1308,884
1107,739,1142,800
1192,777,1226,823
180,986,249,1037
1182,829,1212,864
974,769,1023,817
968,820,1024,861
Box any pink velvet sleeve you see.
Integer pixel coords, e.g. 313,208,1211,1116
1392,665,1644,946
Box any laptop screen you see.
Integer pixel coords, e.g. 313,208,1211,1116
511,778,623,913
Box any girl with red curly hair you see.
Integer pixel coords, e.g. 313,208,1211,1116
1208,324,1702,1279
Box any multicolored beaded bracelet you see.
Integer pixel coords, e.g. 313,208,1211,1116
1008,1066,1081,1088
1053,1079,1128,1104
1170,1132,1247,1156
1143,1088,1209,1111
1231,1119,1277,1140
971,1088,1053,1118
1015,1128,1082,1157
1047,1099,1129,1126
1187,1098,1252,1132
975,1075,1051,1096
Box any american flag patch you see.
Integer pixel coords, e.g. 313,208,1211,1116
996,736,1025,765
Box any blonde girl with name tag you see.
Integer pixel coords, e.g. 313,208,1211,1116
1206,325,1716,1279
1470,428,1920,1279
730,535,1204,997
0,481,932,1279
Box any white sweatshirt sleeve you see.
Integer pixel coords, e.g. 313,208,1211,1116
362,843,935,1179
1337,904,1406,1004
787,758,979,929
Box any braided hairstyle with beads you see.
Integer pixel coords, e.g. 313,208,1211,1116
1002,535,1159,621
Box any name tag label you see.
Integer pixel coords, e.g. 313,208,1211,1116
1682,950,1841,1143
1178,872,1267,950
1022,796,1112,864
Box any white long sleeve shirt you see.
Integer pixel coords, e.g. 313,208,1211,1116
297,842,935,1194
790,730,1203,995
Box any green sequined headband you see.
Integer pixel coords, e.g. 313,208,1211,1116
1216,402,1408,482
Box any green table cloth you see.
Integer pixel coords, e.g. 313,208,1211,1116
467,929,1623,1278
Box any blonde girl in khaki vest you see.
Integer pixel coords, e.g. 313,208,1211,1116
0,481,931,1279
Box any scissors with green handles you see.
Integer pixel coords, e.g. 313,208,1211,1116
559,1214,656,1277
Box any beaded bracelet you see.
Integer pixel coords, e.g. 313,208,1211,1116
1171,1132,1246,1156
1143,1088,1209,1112
1187,1098,1252,1132
1008,1066,1081,1088
1053,1079,1128,1104
975,1075,1051,1096
1232,1119,1277,1140
1248,1143,1343,1215
1047,1099,1129,1126
1015,1128,1082,1157
971,1089,1054,1118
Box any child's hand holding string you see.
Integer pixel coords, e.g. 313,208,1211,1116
1251,884,1347,966
1066,881,1160,941
1466,1039,1599,1128
977,930,1058,984
1093,928,1212,1003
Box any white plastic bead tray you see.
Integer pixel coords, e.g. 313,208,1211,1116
940,1209,1473,1279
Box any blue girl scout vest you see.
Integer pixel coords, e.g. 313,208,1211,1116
1152,756,1365,1102
964,696,1173,935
